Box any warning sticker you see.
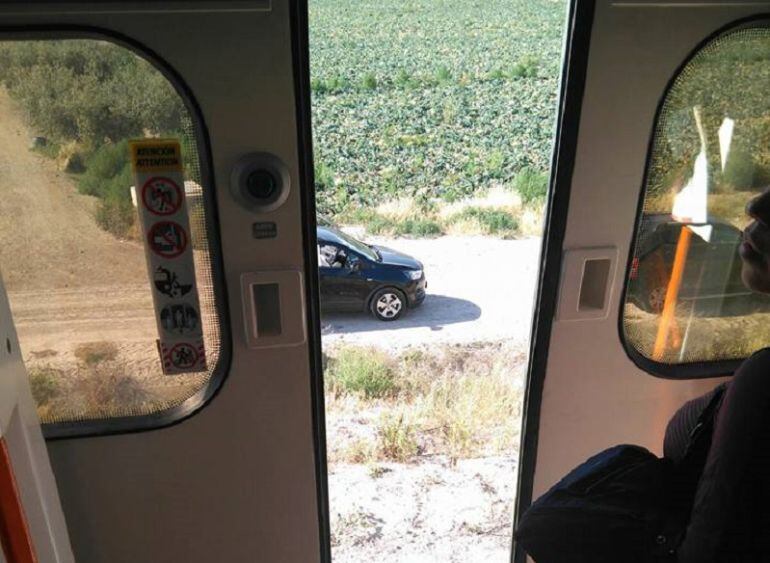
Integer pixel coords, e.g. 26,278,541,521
130,140,183,173
148,220,188,259
160,303,200,336
131,138,205,375
153,265,194,298
142,176,183,216
160,339,207,375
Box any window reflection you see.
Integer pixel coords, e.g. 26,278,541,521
625,27,770,364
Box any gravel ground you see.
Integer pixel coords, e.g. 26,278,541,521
324,232,541,562
329,456,518,563
321,233,542,351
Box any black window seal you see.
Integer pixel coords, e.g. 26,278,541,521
618,15,770,381
0,25,232,440
289,0,332,561
512,0,595,561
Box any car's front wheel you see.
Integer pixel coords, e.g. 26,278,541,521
370,288,406,321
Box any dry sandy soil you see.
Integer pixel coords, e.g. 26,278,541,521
329,456,517,563
0,91,147,292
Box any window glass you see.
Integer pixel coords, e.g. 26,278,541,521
0,40,221,428
624,26,770,365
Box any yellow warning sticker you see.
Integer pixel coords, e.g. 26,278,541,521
130,139,183,174
130,138,206,375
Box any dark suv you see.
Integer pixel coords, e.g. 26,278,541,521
317,225,426,321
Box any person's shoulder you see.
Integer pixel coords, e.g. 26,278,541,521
744,347,770,366
732,347,770,386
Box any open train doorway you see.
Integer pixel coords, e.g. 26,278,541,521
309,1,568,560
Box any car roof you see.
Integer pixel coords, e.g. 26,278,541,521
317,225,348,246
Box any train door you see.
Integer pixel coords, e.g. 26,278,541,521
517,1,770,560
0,2,328,562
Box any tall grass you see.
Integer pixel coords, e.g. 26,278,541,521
326,346,398,399
326,343,524,464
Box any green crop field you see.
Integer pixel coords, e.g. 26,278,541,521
309,0,567,217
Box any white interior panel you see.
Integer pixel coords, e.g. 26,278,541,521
533,1,764,498
0,3,323,562
0,273,73,563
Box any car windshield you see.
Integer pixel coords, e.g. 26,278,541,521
328,228,379,261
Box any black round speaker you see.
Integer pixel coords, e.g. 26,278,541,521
230,153,290,212
246,169,278,200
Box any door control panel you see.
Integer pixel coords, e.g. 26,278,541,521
557,247,618,321
240,270,306,348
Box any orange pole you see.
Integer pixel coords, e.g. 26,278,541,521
653,226,693,361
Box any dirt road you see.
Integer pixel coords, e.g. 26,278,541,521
0,90,147,292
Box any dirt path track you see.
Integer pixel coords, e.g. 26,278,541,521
0,88,146,292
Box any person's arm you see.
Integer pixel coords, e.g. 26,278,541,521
677,348,770,562
664,384,727,463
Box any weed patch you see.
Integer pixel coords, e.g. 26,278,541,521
74,341,119,365
513,167,549,205
511,56,540,78
326,346,398,399
29,367,61,408
449,207,519,237
377,412,420,462
325,342,525,464
361,72,378,90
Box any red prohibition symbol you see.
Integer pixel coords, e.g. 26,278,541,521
148,220,188,259
142,176,183,216
168,343,199,369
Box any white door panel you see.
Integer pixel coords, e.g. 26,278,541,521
530,1,766,503
0,2,324,562
0,272,73,563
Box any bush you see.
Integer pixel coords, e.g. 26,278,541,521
326,347,398,399
514,167,549,204
392,217,443,237
722,148,757,191
377,413,419,461
77,141,137,237
29,367,61,407
0,41,184,147
74,341,119,365
56,141,85,173
450,207,519,236
95,192,136,239
361,72,378,90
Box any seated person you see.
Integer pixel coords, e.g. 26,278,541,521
318,245,330,267
671,188,770,562
319,244,344,268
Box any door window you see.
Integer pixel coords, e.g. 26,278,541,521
623,25,770,369
0,39,224,433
